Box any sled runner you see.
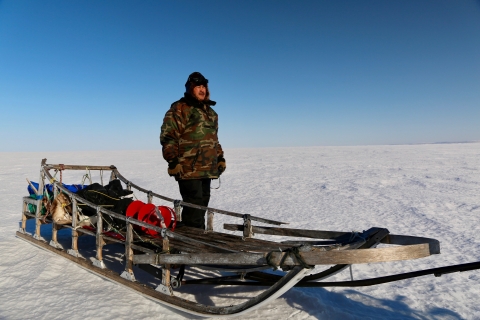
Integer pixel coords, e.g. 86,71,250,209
17,159,479,317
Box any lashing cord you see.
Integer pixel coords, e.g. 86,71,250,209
266,247,314,270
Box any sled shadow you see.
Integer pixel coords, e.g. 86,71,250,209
281,287,463,319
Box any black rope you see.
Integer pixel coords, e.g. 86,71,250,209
177,264,186,282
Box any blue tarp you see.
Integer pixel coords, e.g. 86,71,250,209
28,181,88,196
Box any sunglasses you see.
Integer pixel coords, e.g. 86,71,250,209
188,76,208,86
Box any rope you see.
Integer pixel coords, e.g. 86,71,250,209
349,231,367,242
50,170,58,184
177,264,186,282
266,247,314,270
81,174,89,187
86,167,92,184
81,167,92,187
131,226,163,250
101,214,126,235
86,190,120,201
211,177,221,190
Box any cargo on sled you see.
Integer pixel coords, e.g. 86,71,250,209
17,159,480,317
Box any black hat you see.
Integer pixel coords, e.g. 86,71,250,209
185,72,208,88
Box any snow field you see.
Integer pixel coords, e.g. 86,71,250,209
0,143,479,319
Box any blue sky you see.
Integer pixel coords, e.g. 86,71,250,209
1,0,479,151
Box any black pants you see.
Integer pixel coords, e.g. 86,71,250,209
178,179,211,229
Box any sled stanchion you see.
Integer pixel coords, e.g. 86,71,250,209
20,198,28,233
49,184,64,249
50,221,63,250
243,214,253,239
121,219,136,281
49,185,59,247
174,200,182,222
67,197,82,258
109,169,116,182
53,183,58,200
206,210,214,232
34,166,45,241
93,206,106,269
147,191,153,204
156,230,173,295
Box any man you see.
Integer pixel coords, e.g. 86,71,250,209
160,72,225,229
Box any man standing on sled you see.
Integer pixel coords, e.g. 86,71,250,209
160,72,226,229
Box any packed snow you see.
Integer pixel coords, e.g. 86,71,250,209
1,143,479,319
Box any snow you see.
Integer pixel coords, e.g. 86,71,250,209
1,143,479,319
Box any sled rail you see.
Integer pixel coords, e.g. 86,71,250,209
44,164,113,171
111,167,287,226
41,160,287,226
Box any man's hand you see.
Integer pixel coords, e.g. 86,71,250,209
167,159,183,176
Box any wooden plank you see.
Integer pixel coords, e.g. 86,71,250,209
134,243,432,266
223,224,349,239
21,199,28,232
71,198,79,251
206,210,214,232
34,168,45,239
45,164,113,171
125,223,134,273
173,227,293,252
96,207,105,261
381,234,441,254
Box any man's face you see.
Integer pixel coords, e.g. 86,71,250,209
192,85,206,101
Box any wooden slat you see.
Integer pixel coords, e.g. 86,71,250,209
381,234,441,254
223,224,349,239
45,164,113,171
134,243,432,266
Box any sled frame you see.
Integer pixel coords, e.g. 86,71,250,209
16,159,442,317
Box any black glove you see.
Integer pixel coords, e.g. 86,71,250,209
167,159,183,176
217,156,226,174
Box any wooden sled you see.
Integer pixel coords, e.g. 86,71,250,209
17,159,460,317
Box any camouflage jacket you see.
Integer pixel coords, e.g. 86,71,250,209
160,93,223,180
